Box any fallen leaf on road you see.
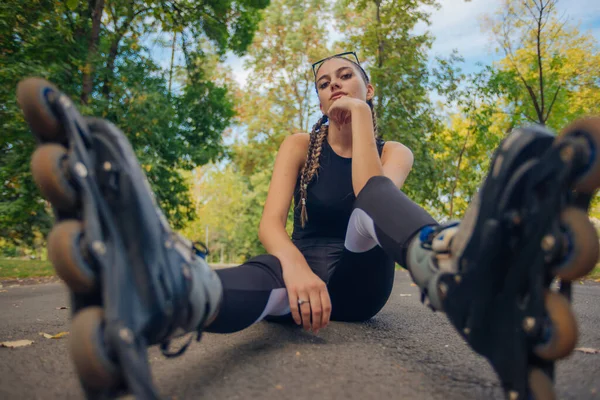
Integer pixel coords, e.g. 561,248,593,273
575,347,600,354
295,351,301,356
275,385,283,390
410,283,417,287
0,290,6,293
595,279,600,283
39,332,69,339
1,340,34,348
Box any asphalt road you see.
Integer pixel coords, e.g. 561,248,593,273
0,272,598,400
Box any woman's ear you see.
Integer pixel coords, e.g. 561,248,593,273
366,84,375,101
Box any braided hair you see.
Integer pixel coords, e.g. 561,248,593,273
298,56,380,227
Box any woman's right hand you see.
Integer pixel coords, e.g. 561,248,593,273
282,262,332,333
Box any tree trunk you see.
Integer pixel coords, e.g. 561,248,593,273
374,0,385,126
81,0,105,104
169,31,177,94
535,0,546,124
448,128,471,218
102,33,125,99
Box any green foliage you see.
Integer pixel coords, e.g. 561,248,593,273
484,0,600,129
3,0,599,264
0,0,268,245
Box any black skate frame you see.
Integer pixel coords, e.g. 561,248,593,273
43,90,195,399
439,126,591,399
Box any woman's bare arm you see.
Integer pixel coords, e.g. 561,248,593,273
258,132,332,333
258,133,308,267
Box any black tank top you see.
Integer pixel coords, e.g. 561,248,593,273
292,137,385,240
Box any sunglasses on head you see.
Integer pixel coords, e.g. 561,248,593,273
311,51,361,78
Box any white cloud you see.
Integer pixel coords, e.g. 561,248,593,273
423,0,600,67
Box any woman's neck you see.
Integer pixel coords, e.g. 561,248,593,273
326,122,353,158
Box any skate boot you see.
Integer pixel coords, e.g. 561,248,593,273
407,120,600,400
17,78,223,399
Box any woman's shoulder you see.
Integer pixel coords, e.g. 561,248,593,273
276,133,310,167
280,132,310,155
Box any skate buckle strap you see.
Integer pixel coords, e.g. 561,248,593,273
193,241,209,260
419,225,436,243
419,222,459,249
171,232,209,260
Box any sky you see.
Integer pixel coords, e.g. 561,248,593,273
222,0,600,87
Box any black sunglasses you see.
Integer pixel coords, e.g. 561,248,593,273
311,51,361,77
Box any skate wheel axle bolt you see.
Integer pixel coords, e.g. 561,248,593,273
523,317,536,333
92,241,106,255
512,213,521,226
560,146,574,162
463,327,471,335
119,328,134,345
541,235,556,252
103,161,112,171
508,390,519,400
74,162,88,178
454,275,462,284
438,282,448,296
58,94,73,109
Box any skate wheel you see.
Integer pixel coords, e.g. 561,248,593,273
48,220,96,293
71,307,121,390
559,117,600,193
534,292,578,360
31,144,78,211
528,368,556,400
17,78,64,141
553,207,599,281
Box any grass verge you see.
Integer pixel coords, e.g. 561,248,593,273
2,258,600,281
0,258,54,279
589,265,600,281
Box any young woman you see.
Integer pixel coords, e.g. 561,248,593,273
18,53,599,400
206,53,435,334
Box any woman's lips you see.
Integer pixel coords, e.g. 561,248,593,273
330,93,347,100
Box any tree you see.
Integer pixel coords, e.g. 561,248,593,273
0,0,269,247
233,0,331,174
484,0,600,130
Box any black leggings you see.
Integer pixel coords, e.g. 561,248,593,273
206,176,436,333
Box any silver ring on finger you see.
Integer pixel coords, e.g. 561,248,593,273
298,299,310,306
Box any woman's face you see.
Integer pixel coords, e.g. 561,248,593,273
315,58,373,115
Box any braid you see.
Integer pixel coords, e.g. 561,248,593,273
367,99,379,138
299,115,329,227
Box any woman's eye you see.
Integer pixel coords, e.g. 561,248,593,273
342,73,352,79
319,82,329,89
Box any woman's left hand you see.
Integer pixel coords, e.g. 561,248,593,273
327,96,366,126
